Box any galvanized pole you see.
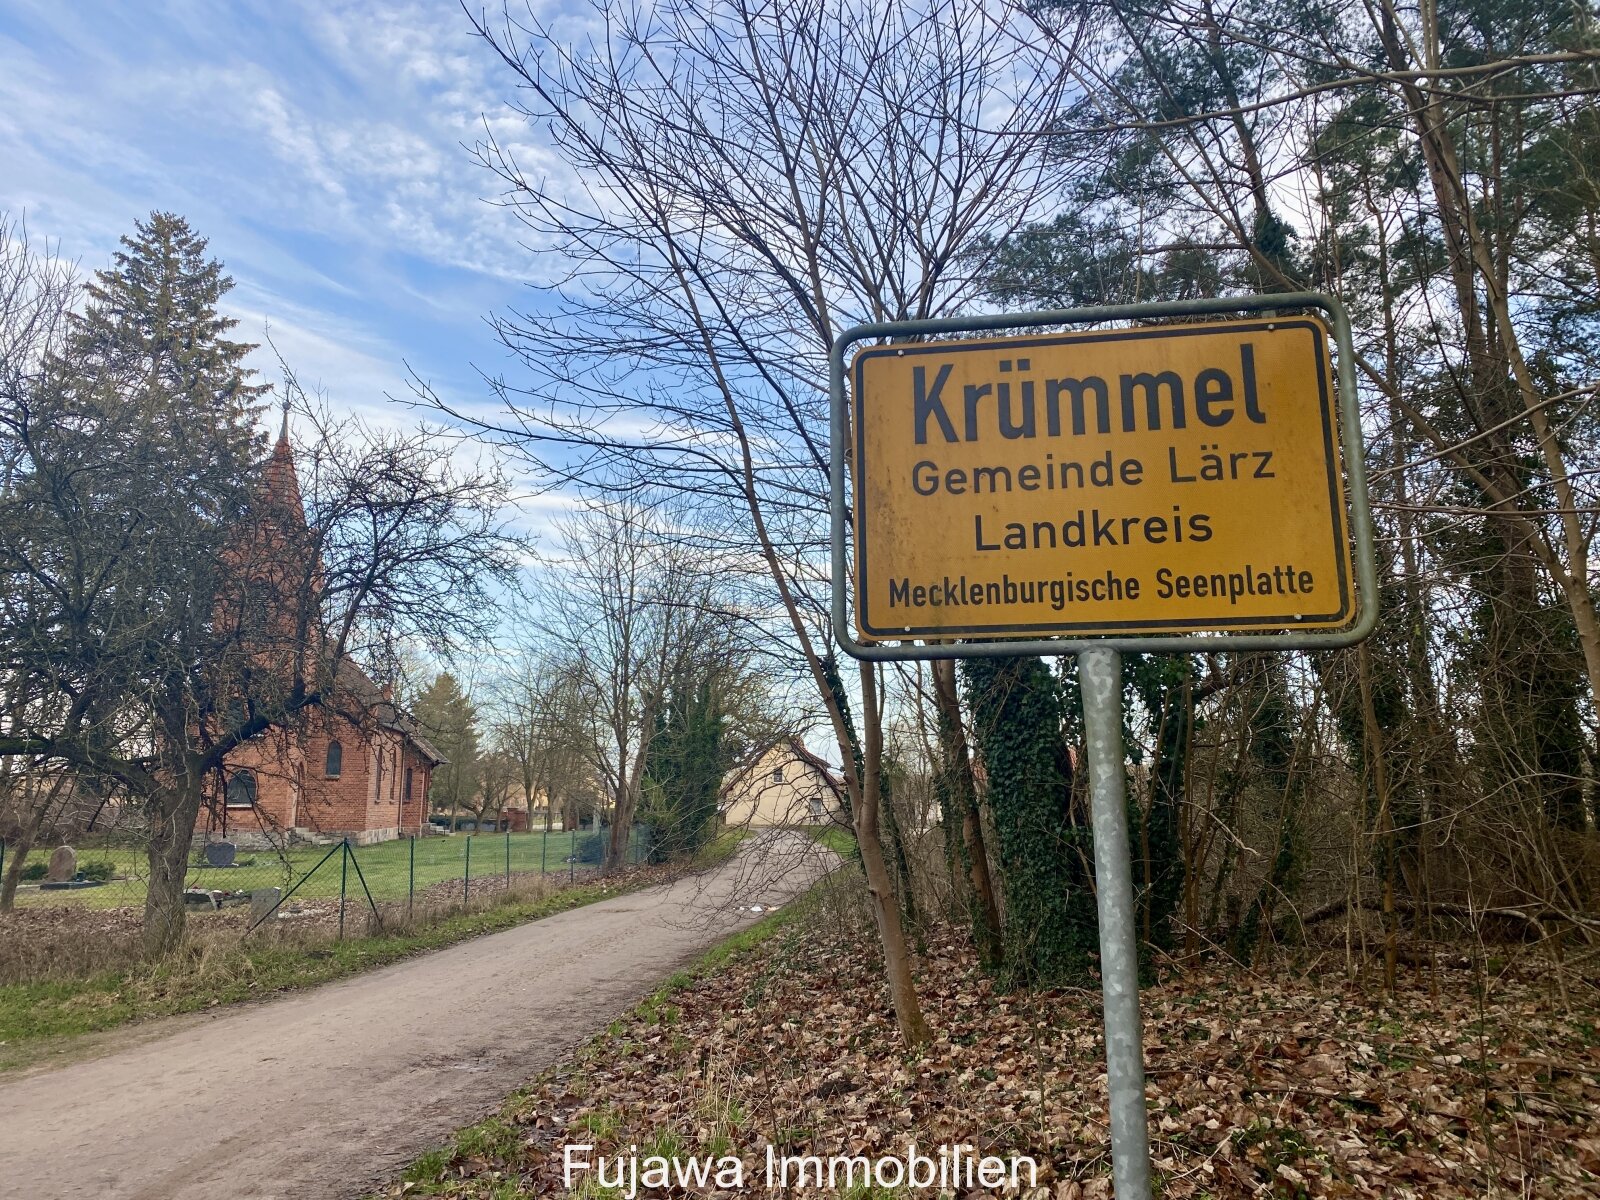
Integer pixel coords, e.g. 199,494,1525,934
1078,646,1153,1200
463,834,472,904
505,830,511,888
541,829,547,876
408,835,415,919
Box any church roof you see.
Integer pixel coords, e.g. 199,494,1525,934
250,409,445,768
333,658,449,766
260,417,305,525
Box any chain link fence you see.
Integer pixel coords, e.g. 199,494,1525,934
0,825,653,941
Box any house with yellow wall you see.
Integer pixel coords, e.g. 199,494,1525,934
720,737,848,829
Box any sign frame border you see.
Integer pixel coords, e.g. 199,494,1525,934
829,292,1378,662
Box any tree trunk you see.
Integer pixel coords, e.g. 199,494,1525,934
878,759,918,931
693,314,928,1045
606,781,630,869
1229,660,1310,963
932,658,1002,967
1358,643,1400,997
963,655,1097,987
608,739,647,870
0,822,38,912
143,774,206,957
1,758,66,912
1381,25,1600,736
858,662,930,1046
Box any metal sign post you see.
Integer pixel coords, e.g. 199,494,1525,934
829,294,1377,1200
1080,645,1151,1200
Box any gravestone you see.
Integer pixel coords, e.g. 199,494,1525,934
250,887,282,925
203,841,237,868
45,845,76,883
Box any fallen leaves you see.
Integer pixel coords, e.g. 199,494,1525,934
389,919,1600,1198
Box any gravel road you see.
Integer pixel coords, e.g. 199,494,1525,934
0,831,829,1199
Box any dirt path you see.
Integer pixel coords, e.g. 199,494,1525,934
0,831,829,1200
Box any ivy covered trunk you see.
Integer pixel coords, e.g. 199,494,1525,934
1228,659,1306,964
932,658,1002,968
963,655,1097,987
1129,655,1199,953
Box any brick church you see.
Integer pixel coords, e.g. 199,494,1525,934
198,417,446,848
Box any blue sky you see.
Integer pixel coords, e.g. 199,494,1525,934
0,0,557,432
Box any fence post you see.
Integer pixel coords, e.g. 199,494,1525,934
464,834,472,904
505,830,511,888
541,829,547,876
345,841,380,929
569,830,575,883
408,835,415,918
245,839,343,935
338,839,350,941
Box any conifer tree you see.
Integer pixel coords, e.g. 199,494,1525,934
39,212,268,952
72,212,267,410
1,214,520,953
641,672,726,861
413,672,481,830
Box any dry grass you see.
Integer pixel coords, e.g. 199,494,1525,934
0,869,586,988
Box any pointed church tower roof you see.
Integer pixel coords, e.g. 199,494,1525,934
261,397,305,524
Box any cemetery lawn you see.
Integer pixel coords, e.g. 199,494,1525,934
0,833,747,1074
6,829,602,911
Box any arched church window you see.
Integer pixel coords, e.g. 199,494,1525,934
225,769,258,809
326,740,343,778
404,767,414,801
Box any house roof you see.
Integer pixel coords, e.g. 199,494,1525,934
786,738,847,795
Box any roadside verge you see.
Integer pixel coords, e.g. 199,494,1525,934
0,833,747,1075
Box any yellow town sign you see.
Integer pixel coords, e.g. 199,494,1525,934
850,316,1354,641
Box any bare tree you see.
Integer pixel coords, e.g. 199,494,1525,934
0,212,524,951
440,0,1079,1045
472,744,522,830
0,217,84,908
537,498,746,866
489,649,594,831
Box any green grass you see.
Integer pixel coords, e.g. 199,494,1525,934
0,828,745,1071
0,872,646,1072
4,828,636,911
806,822,859,860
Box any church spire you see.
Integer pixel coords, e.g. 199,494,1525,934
261,393,304,527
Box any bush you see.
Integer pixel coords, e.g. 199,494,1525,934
77,861,115,882
19,863,47,882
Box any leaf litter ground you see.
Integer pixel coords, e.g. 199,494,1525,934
391,917,1600,1198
